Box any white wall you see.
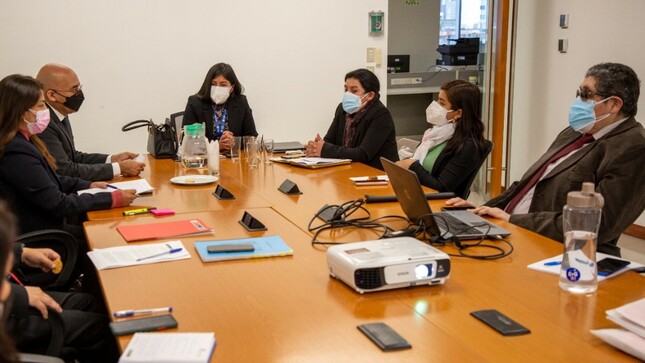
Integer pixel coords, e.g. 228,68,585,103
511,0,645,225
0,0,387,154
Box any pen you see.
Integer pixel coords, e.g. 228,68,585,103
123,207,156,216
113,306,173,318
107,184,119,189
136,246,183,261
544,261,561,266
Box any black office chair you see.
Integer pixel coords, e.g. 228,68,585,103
15,230,78,291
170,111,185,145
459,140,493,199
18,308,66,363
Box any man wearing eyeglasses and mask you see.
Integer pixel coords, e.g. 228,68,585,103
36,63,145,181
445,62,645,256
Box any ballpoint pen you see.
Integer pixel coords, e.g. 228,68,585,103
544,261,562,266
107,184,119,189
113,306,173,318
136,246,183,261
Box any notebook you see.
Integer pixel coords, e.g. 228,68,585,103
116,219,214,242
119,332,215,363
381,157,510,239
273,141,305,152
194,235,293,262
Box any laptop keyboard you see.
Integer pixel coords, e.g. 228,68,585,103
434,213,476,235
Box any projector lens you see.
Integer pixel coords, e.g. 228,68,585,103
415,264,430,279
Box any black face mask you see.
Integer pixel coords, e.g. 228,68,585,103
61,90,85,111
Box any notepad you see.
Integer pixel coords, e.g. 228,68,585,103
78,178,154,195
117,219,214,242
87,240,190,270
288,157,351,169
119,332,215,363
350,175,389,186
194,235,293,262
527,252,643,282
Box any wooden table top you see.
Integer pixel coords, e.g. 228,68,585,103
84,156,645,362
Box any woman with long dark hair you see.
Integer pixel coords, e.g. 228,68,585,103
183,63,258,150
396,79,488,198
0,75,137,237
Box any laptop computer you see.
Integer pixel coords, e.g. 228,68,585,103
273,141,305,153
381,157,511,240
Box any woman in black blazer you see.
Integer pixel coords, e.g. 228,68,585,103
396,80,488,198
0,75,138,237
183,63,258,151
305,69,398,170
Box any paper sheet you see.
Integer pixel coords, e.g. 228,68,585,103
120,332,215,363
87,240,190,270
527,252,643,282
77,178,154,195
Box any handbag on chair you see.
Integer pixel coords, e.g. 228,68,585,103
122,119,178,159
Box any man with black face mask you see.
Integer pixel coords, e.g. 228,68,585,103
36,63,145,181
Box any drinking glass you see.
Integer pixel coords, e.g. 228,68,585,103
263,138,274,165
230,136,241,162
247,139,261,168
243,136,255,163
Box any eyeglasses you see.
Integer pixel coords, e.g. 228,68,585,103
52,84,83,95
576,88,608,100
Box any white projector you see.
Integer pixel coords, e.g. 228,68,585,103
327,237,450,293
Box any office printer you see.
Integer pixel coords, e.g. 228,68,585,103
436,37,480,66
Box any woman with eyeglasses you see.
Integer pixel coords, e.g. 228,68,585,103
305,68,398,170
0,75,138,238
183,63,258,151
396,80,489,198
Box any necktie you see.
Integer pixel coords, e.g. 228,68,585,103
61,116,72,136
504,134,595,213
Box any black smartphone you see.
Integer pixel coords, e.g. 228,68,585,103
109,314,178,336
597,257,631,277
207,243,255,253
441,206,472,211
470,309,530,336
357,322,411,351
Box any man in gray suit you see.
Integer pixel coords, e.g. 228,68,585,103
36,64,145,181
446,63,645,256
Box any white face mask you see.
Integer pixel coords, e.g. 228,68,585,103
425,101,453,126
210,86,231,105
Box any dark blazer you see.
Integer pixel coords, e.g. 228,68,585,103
321,100,398,170
182,94,258,141
408,137,485,198
486,118,645,254
0,134,113,234
39,104,113,181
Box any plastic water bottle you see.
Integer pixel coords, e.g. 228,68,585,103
559,182,604,294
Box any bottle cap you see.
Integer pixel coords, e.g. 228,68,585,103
566,182,604,208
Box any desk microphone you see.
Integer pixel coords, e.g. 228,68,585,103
364,192,455,204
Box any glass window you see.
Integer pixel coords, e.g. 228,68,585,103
439,0,488,49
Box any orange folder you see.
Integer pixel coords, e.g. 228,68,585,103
117,219,214,242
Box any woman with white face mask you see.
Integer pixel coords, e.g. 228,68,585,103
183,63,258,151
305,68,398,170
396,80,489,198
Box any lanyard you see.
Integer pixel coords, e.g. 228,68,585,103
212,105,228,140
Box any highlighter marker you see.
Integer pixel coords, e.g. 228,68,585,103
123,208,156,216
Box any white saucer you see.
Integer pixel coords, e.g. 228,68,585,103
170,175,219,185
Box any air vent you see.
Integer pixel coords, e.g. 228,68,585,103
354,268,385,290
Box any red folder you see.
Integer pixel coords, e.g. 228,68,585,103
117,219,214,242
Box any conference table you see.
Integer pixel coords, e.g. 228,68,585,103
83,155,645,362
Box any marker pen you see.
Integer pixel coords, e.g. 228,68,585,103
113,306,173,318
123,207,156,216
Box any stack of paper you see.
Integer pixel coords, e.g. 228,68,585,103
117,219,213,242
88,240,190,270
288,157,351,169
591,298,645,361
349,175,389,186
78,178,154,195
527,253,643,282
119,332,215,363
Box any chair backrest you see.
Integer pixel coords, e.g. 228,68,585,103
15,230,78,289
170,111,184,144
459,139,493,199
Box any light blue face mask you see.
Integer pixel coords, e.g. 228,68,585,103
568,96,611,132
342,92,368,114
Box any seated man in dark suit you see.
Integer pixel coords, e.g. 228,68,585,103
0,204,118,363
36,63,145,181
445,62,645,256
